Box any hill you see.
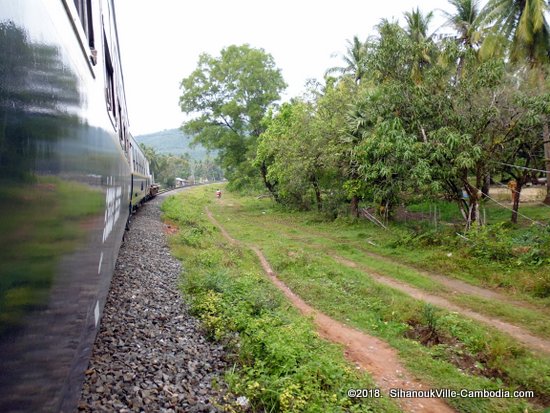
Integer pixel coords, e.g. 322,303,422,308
135,129,212,160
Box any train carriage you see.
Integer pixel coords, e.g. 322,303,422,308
129,133,153,210
0,1,148,411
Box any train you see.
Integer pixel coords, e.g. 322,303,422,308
0,1,156,411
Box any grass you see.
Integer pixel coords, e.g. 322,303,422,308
205,194,550,340
237,197,550,306
162,192,400,413
163,186,550,413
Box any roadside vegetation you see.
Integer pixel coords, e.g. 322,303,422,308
163,187,549,413
179,0,549,229
162,191,401,413
173,0,550,411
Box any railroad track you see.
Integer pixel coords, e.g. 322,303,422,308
79,194,228,411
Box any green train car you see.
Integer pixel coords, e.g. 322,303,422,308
0,1,154,411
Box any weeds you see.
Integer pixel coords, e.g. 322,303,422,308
163,188,550,413
162,192,399,413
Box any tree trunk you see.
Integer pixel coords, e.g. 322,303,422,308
463,181,481,229
457,198,468,222
475,163,490,200
481,173,490,200
311,176,322,211
543,122,550,205
466,197,479,230
511,181,522,224
350,195,359,218
259,160,278,202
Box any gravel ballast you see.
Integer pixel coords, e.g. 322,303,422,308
79,192,228,412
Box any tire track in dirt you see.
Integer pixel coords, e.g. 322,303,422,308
266,217,549,315
212,204,550,353
205,207,455,413
330,255,550,355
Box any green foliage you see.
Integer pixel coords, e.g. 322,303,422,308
355,118,421,210
139,144,190,187
325,35,369,82
256,81,353,213
467,223,550,267
467,223,514,261
162,189,398,413
481,0,550,65
257,102,323,209
179,44,286,186
421,304,440,334
141,143,223,187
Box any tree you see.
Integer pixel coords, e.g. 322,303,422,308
354,117,421,219
350,19,509,228
442,0,483,80
256,102,318,209
496,88,549,223
179,44,286,188
443,0,483,46
404,7,434,44
480,0,550,204
481,0,549,65
139,144,192,188
403,7,435,82
256,75,354,215
325,36,369,83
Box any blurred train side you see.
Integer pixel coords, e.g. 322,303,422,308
129,133,155,209
0,1,151,411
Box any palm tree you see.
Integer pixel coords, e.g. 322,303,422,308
442,0,483,48
404,7,434,43
441,0,484,81
325,35,368,84
481,0,549,65
481,0,550,203
403,8,435,82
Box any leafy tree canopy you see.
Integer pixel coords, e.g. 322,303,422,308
179,44,286,184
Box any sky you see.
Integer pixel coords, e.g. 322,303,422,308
114,0,465,136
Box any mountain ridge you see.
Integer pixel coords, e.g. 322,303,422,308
135,128,213,160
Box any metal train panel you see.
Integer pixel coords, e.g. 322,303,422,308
131,172,151,208
0,1,135,411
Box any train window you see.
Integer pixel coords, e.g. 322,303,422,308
72,0,95,50
118,106,124,146
104,31,117,125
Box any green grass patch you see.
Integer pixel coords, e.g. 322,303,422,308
162,190,400,413
184,186,550,413
205,197,550,340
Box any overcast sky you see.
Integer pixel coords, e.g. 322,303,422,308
114,1,467,136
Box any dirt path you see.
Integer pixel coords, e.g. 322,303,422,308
206,208,455,413
267,218,549,315
243,215,550,353
212,202,550,353
331,255,550,355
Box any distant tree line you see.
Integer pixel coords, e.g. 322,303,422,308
139,144,223,188
179,0,549,227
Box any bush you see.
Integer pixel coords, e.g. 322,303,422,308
466,223,550,266
510,225,550,266
467,223,512,261
389,226,457,248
